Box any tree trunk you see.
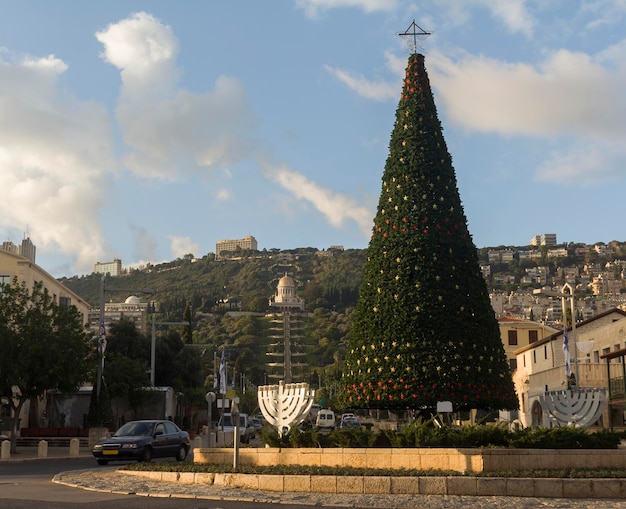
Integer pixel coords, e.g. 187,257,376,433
9,398,25,454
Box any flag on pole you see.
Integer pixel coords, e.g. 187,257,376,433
219,349,226,394
563,327,571,377
99,320,106,336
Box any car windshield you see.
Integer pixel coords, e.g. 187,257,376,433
113,421,154,437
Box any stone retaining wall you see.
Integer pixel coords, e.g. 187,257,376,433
193,447,626,473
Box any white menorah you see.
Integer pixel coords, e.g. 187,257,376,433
258,381,315,436
540,387,606,427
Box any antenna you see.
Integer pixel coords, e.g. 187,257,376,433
398,19,431,54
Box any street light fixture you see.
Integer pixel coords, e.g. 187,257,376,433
533,283,578,386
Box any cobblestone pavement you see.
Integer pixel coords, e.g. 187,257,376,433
54,469,626,509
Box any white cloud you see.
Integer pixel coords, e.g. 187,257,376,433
169,235,201,258
0,52,115,274
96,11,180,99
428,48,626,140
325,51,402,100
481,0,535,37
296,0,398,17
535,141,626,186
264,162,372,236
426,47,626,182
216,188,232,201
97,12,258,180
325,65,397,101
434,0,535,37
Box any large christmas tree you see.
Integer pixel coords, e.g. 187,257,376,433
339,53,517,411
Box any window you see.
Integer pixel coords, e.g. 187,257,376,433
594,351,600,363
533,351,537,363
509,358,517,371
544,345,548,360
0,275,9,294
508,330,518,346
164,421,178,434
59,296,71,307
529,330,538,344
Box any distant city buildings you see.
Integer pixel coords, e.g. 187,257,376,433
1,236,36,263
215,235,258,260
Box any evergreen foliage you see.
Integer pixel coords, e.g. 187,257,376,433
339,53,517,411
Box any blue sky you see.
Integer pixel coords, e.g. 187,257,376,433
2,1,626,277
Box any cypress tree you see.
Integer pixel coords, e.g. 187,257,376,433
339,53,517,411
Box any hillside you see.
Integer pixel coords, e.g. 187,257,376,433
61,241,626,313
59,242,626,397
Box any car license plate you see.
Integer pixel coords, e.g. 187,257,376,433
103,450,118,455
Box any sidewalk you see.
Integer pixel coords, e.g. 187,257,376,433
0,444,92,462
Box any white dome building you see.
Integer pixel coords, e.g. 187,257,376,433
269,273,305,311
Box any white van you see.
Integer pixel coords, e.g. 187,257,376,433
218,413,254,443
315,409,335,431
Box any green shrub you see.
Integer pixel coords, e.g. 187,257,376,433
510,426,620,449
258,419,621,450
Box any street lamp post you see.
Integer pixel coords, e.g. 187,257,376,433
149,303,190,386
533,283,578,385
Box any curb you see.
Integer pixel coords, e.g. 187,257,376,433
118,470,626,499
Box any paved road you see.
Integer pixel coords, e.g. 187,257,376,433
0,455,347,509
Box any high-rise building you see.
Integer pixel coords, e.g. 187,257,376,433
94,258,122,277
215,235,258,260
19,236,36,263
1,241,18,255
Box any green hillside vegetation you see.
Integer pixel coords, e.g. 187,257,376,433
61,248,363,408
60,242,626,411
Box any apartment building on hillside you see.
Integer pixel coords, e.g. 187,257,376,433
530,233,557,246
215,235,258,260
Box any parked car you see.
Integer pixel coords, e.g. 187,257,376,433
92,419,190,465
249,417,263,433
337,416,361,429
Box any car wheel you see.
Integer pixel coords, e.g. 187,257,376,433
140,446,152,463
96,459,109,465
175,444,188,461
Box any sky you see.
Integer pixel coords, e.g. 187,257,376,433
2,1,626,278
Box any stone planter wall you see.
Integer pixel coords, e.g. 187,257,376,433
193,447,626,473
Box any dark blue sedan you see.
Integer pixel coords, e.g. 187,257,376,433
92,420,190,465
